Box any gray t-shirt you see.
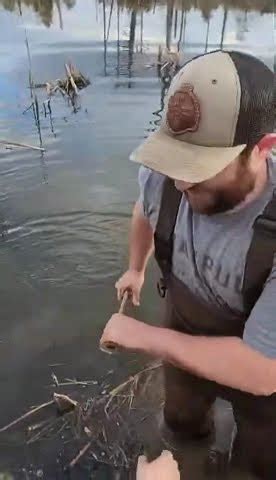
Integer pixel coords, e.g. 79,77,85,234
138,157,276,358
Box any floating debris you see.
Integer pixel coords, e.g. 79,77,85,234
158,47,181,81
0,363,163,473
0,140,45,152
68,441,92,470
160,47,181,71
53,393,78,415
51,372,59,387
35,63,90,101
28,420,50,433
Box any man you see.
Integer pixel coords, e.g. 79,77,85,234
101,50,276,478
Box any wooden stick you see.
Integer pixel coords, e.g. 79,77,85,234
100,291,129,354
53,393,78,414
69,441,91,469
118,290,129,314
65,63,79,95
27,418,57,445
0,400,54,433
0,140,45,152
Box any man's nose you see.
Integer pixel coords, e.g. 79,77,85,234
174,180,195,191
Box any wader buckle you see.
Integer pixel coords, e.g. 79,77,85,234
157,278,167,298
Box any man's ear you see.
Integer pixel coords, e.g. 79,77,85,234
258,134,276,153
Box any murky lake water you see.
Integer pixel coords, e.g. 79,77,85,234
0,0,274,478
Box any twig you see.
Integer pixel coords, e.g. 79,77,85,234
50,379,97,387
65,378,97,385
104,363,161,416
28,419,50,433
27,418,57,444
51,372,59,387
22,103,34,115
109,376,135,398
0,140,45,152
0,400,54,433
100,291,129,353
33,83,47,88
69,441,92,469
118,445,129,467
109,363,161,397
118,291,129,314
58,86,67,97
53,418,69,438
48,363,65,367
65,64,79,96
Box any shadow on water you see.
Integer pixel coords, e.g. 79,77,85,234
0,0,274,478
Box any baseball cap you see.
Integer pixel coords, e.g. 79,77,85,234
130,50,274,183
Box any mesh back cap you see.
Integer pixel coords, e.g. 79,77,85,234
130,50,274,183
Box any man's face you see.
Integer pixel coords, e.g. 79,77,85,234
174,153,256,215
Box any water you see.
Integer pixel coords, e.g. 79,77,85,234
0,1,274,478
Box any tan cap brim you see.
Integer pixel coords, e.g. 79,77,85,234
130,130,246,183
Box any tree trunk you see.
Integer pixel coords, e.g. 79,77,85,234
174,8,178,38
103,0,107,76
166,0,174,50
55,0,63,30
116,3,120,76
140,11,144,53
128,10,137,84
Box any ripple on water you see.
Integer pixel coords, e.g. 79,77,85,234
2,209,130,287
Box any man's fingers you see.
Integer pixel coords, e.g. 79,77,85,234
160,450,174,459
132,289,140,306
137,455,148,468
117,285,126,301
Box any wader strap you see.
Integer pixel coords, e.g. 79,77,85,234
154,178,182,291
243,191,276,313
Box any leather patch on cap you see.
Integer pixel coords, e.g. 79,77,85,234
166,84,200,135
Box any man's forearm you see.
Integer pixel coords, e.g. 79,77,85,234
145,327,276,396
129,202,154,273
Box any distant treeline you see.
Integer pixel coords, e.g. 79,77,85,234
0,0,272,26
0,0,76,26
115,0,273,14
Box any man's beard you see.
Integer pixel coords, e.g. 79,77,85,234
185,161,256,215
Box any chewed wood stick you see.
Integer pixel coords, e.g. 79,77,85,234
118,290,129,314
100,291,129,354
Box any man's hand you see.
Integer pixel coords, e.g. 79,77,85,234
115,269,145,306
136,451,180,480
100,313,151,352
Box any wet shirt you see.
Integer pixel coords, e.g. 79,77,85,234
138,157,276,358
